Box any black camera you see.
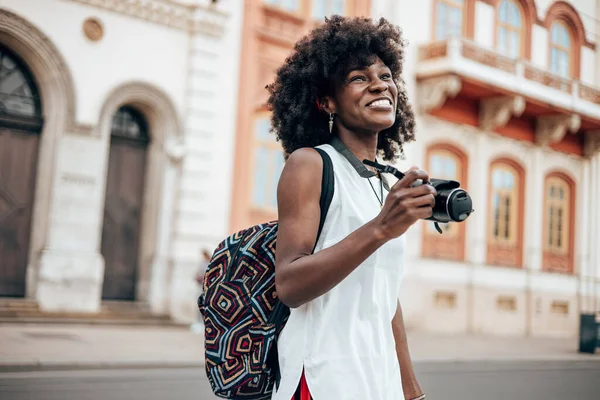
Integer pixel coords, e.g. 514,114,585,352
363,160,474,234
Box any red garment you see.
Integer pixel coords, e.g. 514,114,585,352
291,371,312,400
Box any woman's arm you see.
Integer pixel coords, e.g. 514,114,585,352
275,148,435,308
392,301,424,400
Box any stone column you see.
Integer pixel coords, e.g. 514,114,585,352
584,134,600,312
596,0,600,86
593,151,600,312
167,3,241,323
578,161,591,313
525,147,544,272
36,134,107,313
467,133,488,265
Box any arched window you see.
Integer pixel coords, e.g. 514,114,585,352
435,0,465,40
487,159,524,267
422,144,468,261
543,173,574,273
312,0,346,19
496,0,523,58
0,45,42,131
264,0,300,13
252,114,284,211
544,2,586,79
549,21,571,78
110,106,149,142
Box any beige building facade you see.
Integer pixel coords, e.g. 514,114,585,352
1,0,599,339
0,0,243,322
373,0,600,337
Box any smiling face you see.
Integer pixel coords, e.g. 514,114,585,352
325,55,398,135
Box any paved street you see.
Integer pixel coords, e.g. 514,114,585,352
1,360,599,400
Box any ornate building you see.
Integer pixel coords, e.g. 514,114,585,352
0,0,243,322
228,0,600,338
377,0,600,337
2,0,599,337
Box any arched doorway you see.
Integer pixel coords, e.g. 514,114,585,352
101,106,149,301
0,45,43,297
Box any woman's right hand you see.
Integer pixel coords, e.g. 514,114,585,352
372,168,437,241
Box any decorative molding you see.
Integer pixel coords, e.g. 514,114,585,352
461,40,517,74
0,9,77,131
165,136,185,162
524,64,572,93
61,173,95,185
535,114,581,146
83,17,104,42
99,81,183,142
543,1,595,50
417,75,462,112
579,83,600,106
418,41,447,61
479,95,525,131
584,131,600,158
66,0,228,36
193,2,228,36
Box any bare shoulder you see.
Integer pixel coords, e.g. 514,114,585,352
278,147,324,188
277,147,324,213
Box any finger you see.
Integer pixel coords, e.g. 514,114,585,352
404,193,435,208
416,206,434,219
406,183,437,198
396,169,430,189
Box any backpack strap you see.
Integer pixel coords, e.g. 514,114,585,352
313,147,334,251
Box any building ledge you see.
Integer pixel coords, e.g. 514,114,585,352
68,0,229,36
416,37,600,156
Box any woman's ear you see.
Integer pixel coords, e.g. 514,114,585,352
321,96,336,114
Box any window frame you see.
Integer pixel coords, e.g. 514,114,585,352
493,0,536,60
249,111,285,213
542,172,575,274
548,20,572,78
543,1,585,80
486,158,525,268
0,44,43,133
310,0,348,20
263,0,303,15
495,0,525,59
421,143,468,261
433,0,468,41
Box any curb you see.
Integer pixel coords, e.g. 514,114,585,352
2,355,597,374
0,361,205,373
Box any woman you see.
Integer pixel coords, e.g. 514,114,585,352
266,16,435,400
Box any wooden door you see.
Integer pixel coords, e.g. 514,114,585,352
0,45,43,298
101,107,149,301
0,129,40,297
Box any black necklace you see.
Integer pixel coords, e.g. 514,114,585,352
367,172,384,209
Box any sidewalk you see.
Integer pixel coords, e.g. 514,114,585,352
0,323,597,372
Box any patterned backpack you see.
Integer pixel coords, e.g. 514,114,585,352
198,148,334,399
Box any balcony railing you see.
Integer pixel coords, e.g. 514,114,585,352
417,37,600,113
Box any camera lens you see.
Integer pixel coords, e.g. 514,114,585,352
447,189,473,222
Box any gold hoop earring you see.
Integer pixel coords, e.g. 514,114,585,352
329,113,334,134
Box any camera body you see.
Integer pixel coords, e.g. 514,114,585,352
418,178,473,224
362,160,474,234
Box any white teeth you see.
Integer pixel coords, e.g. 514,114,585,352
369,99,391,107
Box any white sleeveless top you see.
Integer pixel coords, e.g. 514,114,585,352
272,141,406,400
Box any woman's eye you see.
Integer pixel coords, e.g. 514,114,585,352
381,73,392,80
350,76,365,82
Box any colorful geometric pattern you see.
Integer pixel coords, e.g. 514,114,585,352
199,221,287,400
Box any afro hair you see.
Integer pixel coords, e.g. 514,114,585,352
266,15,416,162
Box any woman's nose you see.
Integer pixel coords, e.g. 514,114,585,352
369,78,388,92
